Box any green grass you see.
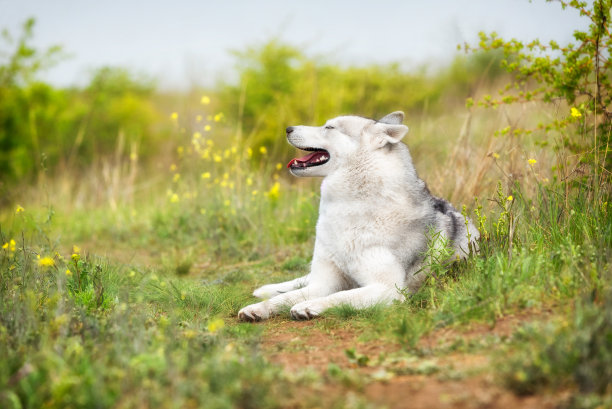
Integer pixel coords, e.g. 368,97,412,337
2,6,612,405
1,172,611,408
1,138,610,409
0,237,280,408
496,289,612,408
1,36,611,406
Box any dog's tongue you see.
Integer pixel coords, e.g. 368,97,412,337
287,151,326,168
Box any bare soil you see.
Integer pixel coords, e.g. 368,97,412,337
260,310,568,409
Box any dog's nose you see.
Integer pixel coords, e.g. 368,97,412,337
286,126,295,134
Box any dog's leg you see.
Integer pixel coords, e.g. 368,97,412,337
238,257,344,321
290,283,403,319
252,275,309,299
291,247,407,319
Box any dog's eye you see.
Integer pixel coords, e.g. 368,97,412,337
325,125,334,130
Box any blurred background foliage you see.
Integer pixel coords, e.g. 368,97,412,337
219,40,506,158
0,18,507,198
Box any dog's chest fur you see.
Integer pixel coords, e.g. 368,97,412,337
313,147,432,285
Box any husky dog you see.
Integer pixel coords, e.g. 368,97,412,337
238,111,479,321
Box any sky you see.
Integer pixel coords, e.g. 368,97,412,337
0,0,588,90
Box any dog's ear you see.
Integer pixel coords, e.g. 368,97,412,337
373,123,409,147
378,111,404,125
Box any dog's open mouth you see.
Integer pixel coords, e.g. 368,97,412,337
287,148,330,169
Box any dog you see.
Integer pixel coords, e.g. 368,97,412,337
238,111,479,321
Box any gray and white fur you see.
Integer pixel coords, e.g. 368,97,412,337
238,111,479,321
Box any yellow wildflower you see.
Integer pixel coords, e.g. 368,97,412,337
246,177,253,186
507,195,513,202
129,270,136,277
223,173,229,180
196,114,203,122
2,242,7,250
38,256,55,268
492,152,500,159
201,95,210,105
267,182,280,201
15,205,24,214
213,113,223,122
170,112,178,120
71,252,80,262
207,318,225,334
170,193,179,203
193,132,202,139
170,163,177,172
275,163,282,171
204,124,211,131
201,172,211,179
130,152,138,161
223,199,230,207
173,173,181,183
570,107,582,118
72,245,81,254
65,269,72,276
247,147,253,158
177,146,184,155
528,158,537,165
200,208,207,215
259,146,267,155
213,154,222,163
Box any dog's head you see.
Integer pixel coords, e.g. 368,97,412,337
286,111,409,177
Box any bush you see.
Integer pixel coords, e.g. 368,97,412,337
464,0,611,189
500,290,612,397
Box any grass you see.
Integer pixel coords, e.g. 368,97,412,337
497,289,612,407
4,6,612,405
0,232,280,409
1,82,611,409
5,172,610,409
3,5,612,404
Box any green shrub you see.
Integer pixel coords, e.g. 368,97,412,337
500,290,612,396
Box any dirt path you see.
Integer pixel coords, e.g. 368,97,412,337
260,311,567,409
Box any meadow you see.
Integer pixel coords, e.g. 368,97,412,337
1,2,611,408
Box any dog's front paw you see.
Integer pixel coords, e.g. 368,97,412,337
238,302,270,322
252,284,283,299
290,300,326,320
